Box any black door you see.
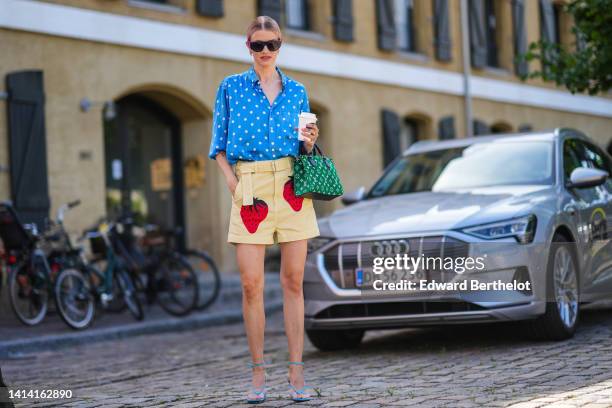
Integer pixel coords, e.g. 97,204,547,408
104,95,185,249
5,70,51,229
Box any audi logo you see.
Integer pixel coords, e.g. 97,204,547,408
370,239,409,256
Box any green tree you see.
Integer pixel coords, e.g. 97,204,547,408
518,0,612,95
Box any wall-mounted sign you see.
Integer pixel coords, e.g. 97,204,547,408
151,158,172,191
184,155,205,189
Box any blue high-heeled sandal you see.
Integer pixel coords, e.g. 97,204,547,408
246,361,267,404
287,361,312,402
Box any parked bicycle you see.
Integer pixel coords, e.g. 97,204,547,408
0,201,90,327
179,248,220,312
132,224,221,312
45,200,97,329
113,218,200,317
67,218,145,322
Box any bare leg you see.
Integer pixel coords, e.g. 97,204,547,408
279,239,308,390
236,243,267,390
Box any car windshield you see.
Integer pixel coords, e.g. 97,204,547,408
368,141,554,197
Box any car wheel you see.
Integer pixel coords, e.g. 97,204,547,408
306,329,364,351
528,234,580,340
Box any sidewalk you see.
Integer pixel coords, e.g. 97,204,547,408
0,272,282,358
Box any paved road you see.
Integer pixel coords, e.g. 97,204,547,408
2,304,612,407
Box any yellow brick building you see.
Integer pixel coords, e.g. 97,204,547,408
1,0,611,272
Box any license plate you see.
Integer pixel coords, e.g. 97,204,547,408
355,267,427,290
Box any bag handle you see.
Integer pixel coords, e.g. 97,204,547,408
306,143,324,157
305,143,332,169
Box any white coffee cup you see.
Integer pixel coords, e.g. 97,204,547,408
298,112,317,141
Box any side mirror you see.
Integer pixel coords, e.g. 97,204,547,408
341,186,365,205
566,167,609,189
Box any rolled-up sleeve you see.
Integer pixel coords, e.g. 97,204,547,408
208,79,229,160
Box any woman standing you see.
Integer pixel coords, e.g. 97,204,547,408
208,16,320,404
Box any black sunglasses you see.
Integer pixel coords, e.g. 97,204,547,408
248,39,282,52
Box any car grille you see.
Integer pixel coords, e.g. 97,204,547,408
314,301,486,319
322,235,469,289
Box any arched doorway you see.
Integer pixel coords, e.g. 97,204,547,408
104,94,186,248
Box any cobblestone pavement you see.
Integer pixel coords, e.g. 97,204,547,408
2,304,612,408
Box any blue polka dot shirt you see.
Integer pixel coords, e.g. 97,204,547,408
208,65,310,165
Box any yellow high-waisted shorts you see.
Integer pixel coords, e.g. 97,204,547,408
228,156,320,245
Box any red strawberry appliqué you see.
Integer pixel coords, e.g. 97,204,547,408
240,198,268,233
283,176,304,211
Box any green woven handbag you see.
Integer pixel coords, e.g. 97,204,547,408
293,144,344,200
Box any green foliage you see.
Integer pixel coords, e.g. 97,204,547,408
517,0,612,95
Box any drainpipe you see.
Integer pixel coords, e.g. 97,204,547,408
460,0,473,137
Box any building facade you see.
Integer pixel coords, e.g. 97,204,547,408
1,0,611,273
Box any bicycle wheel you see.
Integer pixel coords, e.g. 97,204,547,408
155,254,199,316
54,268,95,330
183,250,221,311
8,263,48,326
88,260,126,313
115,268,144,321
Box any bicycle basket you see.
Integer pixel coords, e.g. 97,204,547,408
86,231,107,257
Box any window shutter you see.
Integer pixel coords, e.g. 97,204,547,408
6,70,50,229
196,0,224,17
433,0,452,62
539,0,556,76
376,0,396,51
438,116,456,140
511,0,528,76
381,109,401,167
468,0,487,69
473,119,490,136
333,0,354,42
258,0,282,23
539,0,556,43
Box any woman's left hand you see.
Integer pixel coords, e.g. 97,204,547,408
298,123,319,153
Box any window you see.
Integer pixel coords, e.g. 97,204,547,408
469,0,510,70
128,0,186,12
491,122,512,134
399,118,421,152
484,0,498,67
539,0,561,74
563,139,584,181
381,111,430,167
394,0,417,52
285,0,309,30
552,2,563,47
473,119,490,136
582,141,612,174
369,142,554,197
564,139,612,191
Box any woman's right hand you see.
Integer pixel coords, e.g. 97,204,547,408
227,175,239,195
214,152,239,196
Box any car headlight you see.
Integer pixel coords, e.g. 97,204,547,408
307,237,334,253
460,214,537,244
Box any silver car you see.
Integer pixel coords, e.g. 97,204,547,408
304,128,612,350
